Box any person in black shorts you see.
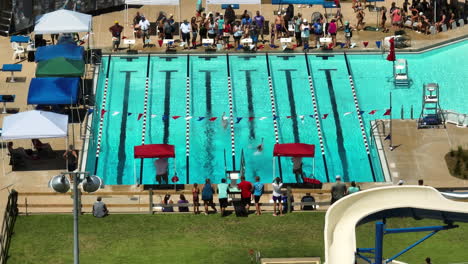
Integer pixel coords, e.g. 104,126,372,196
237,176,253,212
217,178,229,216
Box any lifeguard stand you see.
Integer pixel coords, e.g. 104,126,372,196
394,59,410,86
417,83,446,129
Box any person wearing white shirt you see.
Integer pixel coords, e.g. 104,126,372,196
139,16,151,47
179,19,191,48
154,158,168,184
272,177,283,216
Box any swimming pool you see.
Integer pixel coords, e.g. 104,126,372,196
85,40,468,185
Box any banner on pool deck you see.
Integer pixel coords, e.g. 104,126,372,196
206,0,261,4
125,0,180,5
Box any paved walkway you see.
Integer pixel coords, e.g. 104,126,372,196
379,120,468,188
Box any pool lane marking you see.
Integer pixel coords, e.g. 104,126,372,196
161,70,178,144
116,70,136,184
343,52,377,182
95,55,112,175
322,69,350,182
304,53,330,182
278,69,300,143
240,69,257,140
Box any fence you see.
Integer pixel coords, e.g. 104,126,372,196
17,189,331,215
0,190,18,264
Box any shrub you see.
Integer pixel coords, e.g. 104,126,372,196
457,146,464,158
454,160,462,175
450,149,455,157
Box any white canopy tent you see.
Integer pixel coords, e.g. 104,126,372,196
124,0,180,40
1,110,69,175
34,9,92,34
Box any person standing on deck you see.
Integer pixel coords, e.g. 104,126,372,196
155,158,168,184
109,21,123,52
331,175,347,204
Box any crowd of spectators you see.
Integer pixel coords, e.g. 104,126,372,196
111,0,465,52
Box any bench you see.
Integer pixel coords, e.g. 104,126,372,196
10,35,30,43
221,4,239,9
1,64,23,83
0,95,15,114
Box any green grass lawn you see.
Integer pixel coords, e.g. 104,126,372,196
8,213,468,264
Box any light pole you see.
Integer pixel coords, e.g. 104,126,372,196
49,172,103,264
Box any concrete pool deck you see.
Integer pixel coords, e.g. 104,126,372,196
0,2,467,219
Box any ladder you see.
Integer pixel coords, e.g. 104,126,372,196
417,83,446,129
0,10,12,36
0,0,13,36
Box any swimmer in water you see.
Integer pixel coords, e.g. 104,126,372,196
222,112,228,130
254,138,264,155
256,138,264,152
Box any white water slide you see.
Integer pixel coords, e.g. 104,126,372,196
324,186,468,264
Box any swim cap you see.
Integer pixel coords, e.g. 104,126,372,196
114,20,119,24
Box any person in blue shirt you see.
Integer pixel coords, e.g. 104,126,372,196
253,176,264,215
241,14,252,33
254,11,265,42
202,178,217,215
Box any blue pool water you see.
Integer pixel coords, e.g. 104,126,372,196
86,40,468,185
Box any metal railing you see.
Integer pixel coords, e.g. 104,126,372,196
0,190,18,264
443,110,468,127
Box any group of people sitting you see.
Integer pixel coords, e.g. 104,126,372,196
388,0,461,34
7,140,78,171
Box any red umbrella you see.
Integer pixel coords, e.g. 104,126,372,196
387,37,396,61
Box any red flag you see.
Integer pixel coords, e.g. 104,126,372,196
137,113,144,120
386,37,396,61
248,117,255,121
322,114,329,119
209,117,217,121
172,116,181,119
158,39,163,47
100,109,107,118
363,41,369,47
369,110,377,115
383,109,391,116
286,116,292,119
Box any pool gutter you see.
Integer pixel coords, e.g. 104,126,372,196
79,63,101,173
370,120,392,183
99,35,467,56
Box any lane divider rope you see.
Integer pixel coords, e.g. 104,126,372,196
227,76,236,157
96,77,109,157
185,77,190,157
141,77,149,145
267,76,280,144
308,76,326,156
348,76,370,155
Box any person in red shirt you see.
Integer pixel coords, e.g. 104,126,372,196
237,176,253,212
